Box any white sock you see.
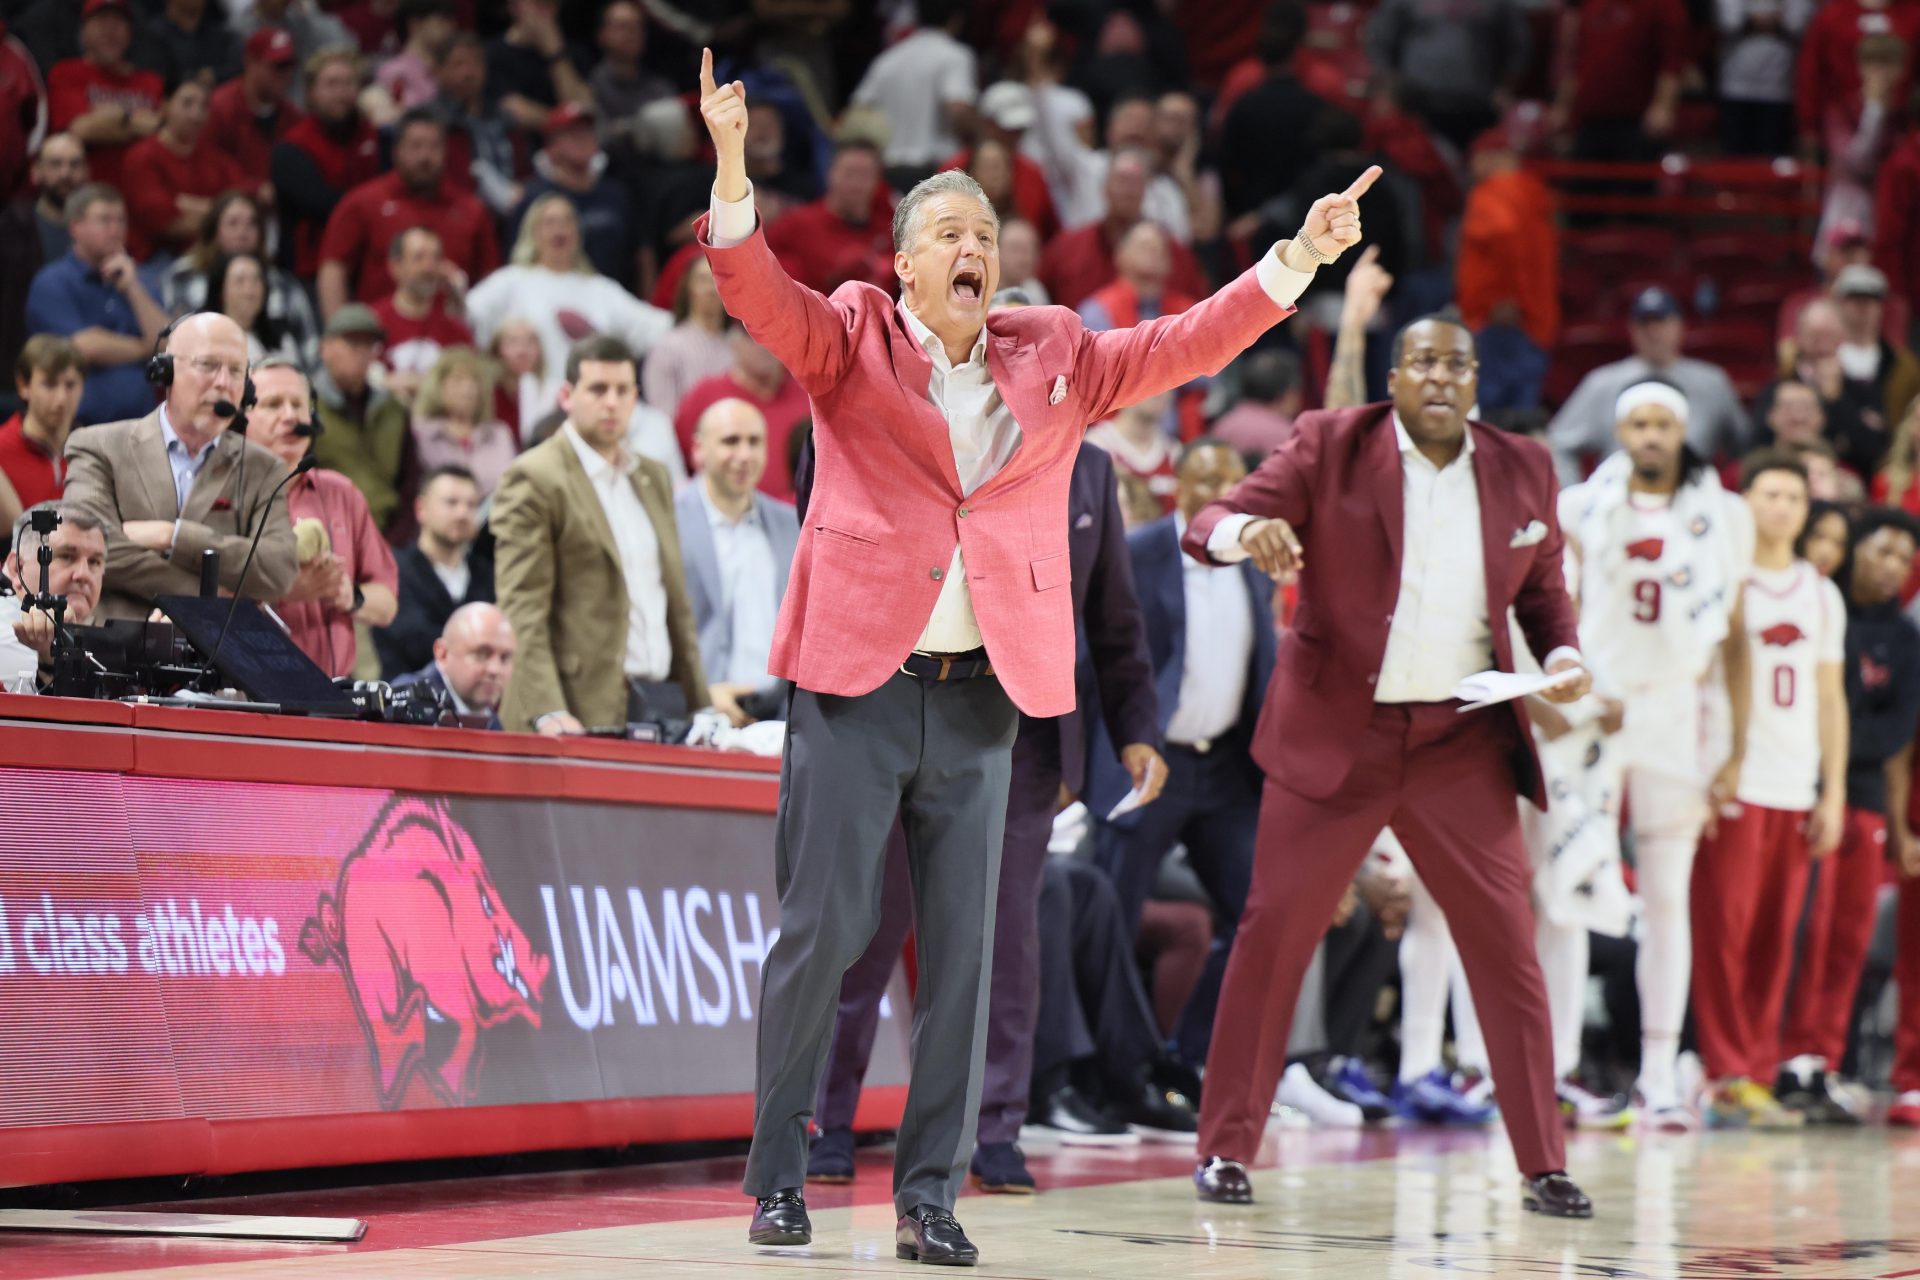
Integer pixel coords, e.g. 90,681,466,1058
1633,831,1698,1105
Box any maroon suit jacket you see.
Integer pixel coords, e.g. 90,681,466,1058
1183,403,1580,806
700,214,1295,717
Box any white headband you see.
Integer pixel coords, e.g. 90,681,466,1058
1615,381,1690,426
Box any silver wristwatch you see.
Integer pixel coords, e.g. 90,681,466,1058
1294,228,1334,265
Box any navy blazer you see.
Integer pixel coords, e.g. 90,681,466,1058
1049,442,1159,790
1088,513,1275,819
672,482,801,685
390,661,504,731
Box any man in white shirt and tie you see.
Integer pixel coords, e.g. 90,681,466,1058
674,397,800,725
1180,317,1598,1219
1090,440,1274,1067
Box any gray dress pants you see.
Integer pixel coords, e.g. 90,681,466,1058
742,670,1018,1216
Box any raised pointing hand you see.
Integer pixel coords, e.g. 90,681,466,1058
1301,165,1381,263
698,48,748,160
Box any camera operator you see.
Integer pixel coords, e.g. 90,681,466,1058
390,601,515,730
0,502,106,690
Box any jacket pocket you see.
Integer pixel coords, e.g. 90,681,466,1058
814,523,879,548
1031,553,1070,592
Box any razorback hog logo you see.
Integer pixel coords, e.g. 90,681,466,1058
1759,622,1806,647
299,798,550,1107
1862,653,1892,690
1625,537,1664,561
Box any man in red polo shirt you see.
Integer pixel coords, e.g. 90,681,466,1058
371,225,473,404
763,140,897,296
1040,148,1206,310
316,106,499,317
122,74,254,262
0,336,83,521
252,355,399,678
207,26,304,186
272,46,380,280
46,0,163,192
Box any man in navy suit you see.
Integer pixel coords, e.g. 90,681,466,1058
673,398,801,724
1090,439,1276,1067
391,602,516,731
804,433,1167,1194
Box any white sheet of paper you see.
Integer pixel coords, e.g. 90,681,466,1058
1105,756,1166,821
1451,666,1581,713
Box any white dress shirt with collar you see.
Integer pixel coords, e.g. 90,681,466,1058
1207,414,1577,701
561,422,670,680
1166,511,1255,744
697,476,779,687
158,405,221,515
707,182,1316,656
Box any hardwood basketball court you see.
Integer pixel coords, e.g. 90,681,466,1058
6,1123,1918,1279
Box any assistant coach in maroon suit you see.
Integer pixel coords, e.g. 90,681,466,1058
696,51,1379,1265
1182,316,1598,1219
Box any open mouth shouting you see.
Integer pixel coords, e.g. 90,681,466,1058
951,264,985,309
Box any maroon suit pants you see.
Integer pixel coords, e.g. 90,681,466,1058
1197,701,1565,1177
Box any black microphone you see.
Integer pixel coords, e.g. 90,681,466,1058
212,399,239,418
291,421,321,438
199,454,316,689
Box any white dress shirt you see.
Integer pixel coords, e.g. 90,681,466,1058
697,477,779,687
708,182,1315,656
1166,512,1255,743
1208,415,1578,701
561,423,671,680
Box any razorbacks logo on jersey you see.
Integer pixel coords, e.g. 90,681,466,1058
1861,652,1892,690
1626,537,1665,561
1759,622,1807,647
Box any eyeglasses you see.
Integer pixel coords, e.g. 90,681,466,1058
184,356,248,384
1402,353,1477,378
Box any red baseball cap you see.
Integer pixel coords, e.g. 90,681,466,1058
246,26,298,66
543,102,596,138
81,0,133,20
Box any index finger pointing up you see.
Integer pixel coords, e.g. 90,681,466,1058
699,46,717,97
1341,164,1384,202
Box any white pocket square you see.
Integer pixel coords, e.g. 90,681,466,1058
1048,375,1068,405
1509,520,1548,548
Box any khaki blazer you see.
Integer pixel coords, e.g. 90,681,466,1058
64,409,298,621
492,429,707,733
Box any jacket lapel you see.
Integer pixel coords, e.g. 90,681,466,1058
1367,412,1404,573
756,492,796,602
130,413,175,519
887,308,967,498
552,434,620,567
1469,424,1515,644
679,486,724,616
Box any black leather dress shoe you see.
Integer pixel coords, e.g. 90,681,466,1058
748,1190,812,1245
1031,1084,1134,1144
895,1204,979,1266
1520,1172,1594,1218
1194,1155,1254,1204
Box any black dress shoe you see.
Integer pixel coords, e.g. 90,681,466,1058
1520,1172,1594,1219
1031,1084,1135,1144
748,1190,812,1245
895,1204,979,1266
1113,1076,1199,1138
1194,1155,1254,1204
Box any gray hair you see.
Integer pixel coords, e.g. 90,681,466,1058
892,170,997,254
11,502,103,559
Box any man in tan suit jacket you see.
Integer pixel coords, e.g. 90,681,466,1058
493,334,707,734
64,314,298,621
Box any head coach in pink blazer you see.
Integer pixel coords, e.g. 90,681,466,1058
695,50,1378,1265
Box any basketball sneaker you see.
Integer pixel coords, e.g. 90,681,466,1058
1888,1091,1920,1127
1718,1079,1804,1130
1558,1077,1634,1130
1277,1062,1363,1127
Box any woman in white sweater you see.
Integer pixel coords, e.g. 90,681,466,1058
464,194,674,420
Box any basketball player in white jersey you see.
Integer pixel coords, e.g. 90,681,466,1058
1692,451,1846,1129
1559,381,1754,1128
